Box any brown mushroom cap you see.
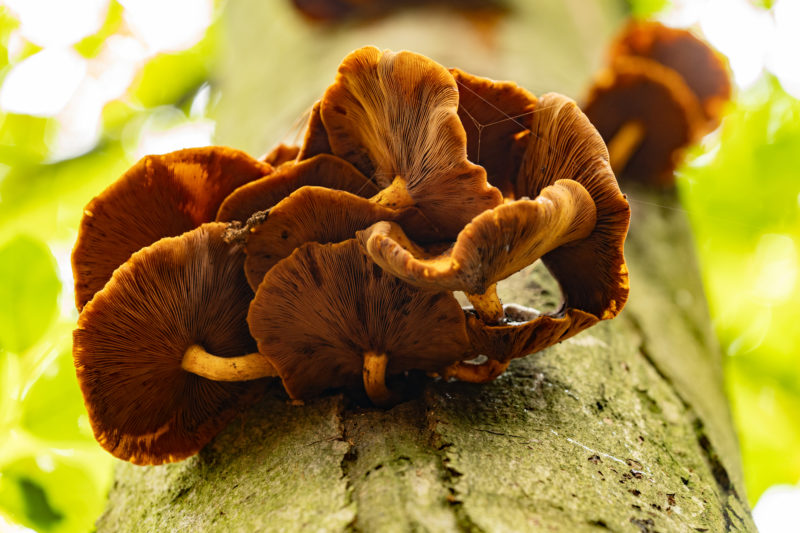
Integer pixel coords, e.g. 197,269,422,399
464,304,599,362
297,100,333,161
72,146,272,311
359,179,597,295
318,46,502,239
73,222,267,465
262,143,300,167
248,239,471,400
242,186,405,290
215,154,379,224
610,20,731,128
583,57,704,185
518,92,630,319
450,68,538,197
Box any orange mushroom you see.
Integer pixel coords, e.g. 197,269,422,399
583,56,704,185
311,46,503,240
248,239,471,406
262,143,300,167
72,146,272,310
610,20,731,129
238,186,409,290
73,223,276,465
216,154,379,224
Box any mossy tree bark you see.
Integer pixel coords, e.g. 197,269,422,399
97,2,755,531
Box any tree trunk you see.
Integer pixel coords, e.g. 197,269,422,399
96,2,755,531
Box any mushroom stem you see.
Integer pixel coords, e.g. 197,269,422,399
362,351,398,406
607,120,645,175
467,284,504,324
181,344,278,381
370,176,415,209
443,359,510,383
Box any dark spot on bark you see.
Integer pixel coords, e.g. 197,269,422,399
588,455,601,464
629,489,641,496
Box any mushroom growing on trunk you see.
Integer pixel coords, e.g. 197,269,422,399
73,223,276,465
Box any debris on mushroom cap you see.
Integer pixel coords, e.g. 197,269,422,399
247,239,471,401
73,223,268,465
241,186,404,290
72,146,272,311
517,92,630,319
358,179,597,295
610,20,731,128
583,57,704,186
450,68,538,198
317,46,503,240
262,143,300,167
216,154,379,224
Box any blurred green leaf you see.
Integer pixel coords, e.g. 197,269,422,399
0,455,108,533
0,112,54,166
0,236,60,354
130,26,217,109
21,346,91,443
627,0,671,18
75,1,123,58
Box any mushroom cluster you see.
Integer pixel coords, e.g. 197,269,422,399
72,46,629,465
583,20,731,186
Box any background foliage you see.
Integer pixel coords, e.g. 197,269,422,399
0,0,797,531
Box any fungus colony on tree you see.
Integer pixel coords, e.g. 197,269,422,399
583,20,731,186
72,46,630,465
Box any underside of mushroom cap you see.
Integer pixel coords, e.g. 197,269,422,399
216,154,379,223
465,304,599,362
248,239,471,400
583,57,704,186
359,179,597,295
73,222,267,465
72,146,272,311
297,100,333,161
241,186,407,290
517,92,630,319
450,68,538,197
610,20,731,128
319,46,502,239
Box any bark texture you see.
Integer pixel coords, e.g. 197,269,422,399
96,2,755,531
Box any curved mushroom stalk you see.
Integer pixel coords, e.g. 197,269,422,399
362,351,403,407
359,179,597,323
181,345,278,381
370,176,414,210
248,239,471,405
606,120,645,175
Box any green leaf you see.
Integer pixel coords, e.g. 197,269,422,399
74,1,124,59
129,26,217,109
627,0,671,18
0,235,61,354
21,343,91,443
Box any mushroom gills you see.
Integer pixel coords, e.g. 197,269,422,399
182,344,278,381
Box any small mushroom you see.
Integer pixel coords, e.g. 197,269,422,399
609,20,731,129
450,68,538,197
359,179,597,322
247,239,471,405
583,56,704,185
73,223,277,465
72,146,272,310
215,154,379,224
239,185,405,290
317,46,502,240
296,100,333,161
